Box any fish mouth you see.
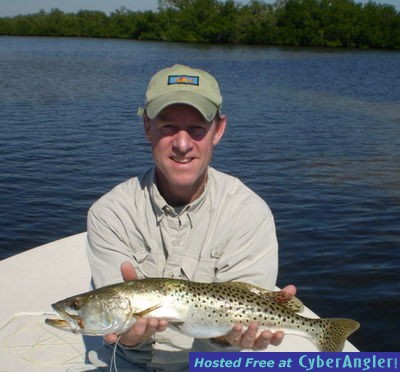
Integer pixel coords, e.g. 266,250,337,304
45,303,85,332
45,317,72,330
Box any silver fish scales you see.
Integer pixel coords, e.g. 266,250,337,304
46,278,359,352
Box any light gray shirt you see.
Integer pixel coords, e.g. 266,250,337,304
86,166,278,358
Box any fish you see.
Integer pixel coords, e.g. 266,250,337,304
45,278,360,352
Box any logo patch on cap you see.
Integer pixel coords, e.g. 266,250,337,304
168,75,199,86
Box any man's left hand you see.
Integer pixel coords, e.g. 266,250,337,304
213,284,297,350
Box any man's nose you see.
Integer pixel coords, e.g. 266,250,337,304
172,130,193,153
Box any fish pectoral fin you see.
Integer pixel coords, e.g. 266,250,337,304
133,304,161,318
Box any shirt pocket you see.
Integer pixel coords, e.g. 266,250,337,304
132,249,166,278
180,255,218,282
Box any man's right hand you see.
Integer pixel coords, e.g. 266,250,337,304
103,262,168,347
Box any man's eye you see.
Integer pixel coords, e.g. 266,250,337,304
160,125,177,135
189,126,207,140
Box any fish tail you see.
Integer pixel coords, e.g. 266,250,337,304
316,318,360,352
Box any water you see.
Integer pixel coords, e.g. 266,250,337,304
0,36,399,352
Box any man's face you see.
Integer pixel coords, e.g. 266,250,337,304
144,104,226,205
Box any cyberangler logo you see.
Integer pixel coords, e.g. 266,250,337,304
299,354,399,372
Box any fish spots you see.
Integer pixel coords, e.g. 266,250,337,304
53,278,355,351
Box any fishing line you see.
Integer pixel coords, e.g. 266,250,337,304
110,335,122,372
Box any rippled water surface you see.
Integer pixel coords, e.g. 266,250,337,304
0,36,399,351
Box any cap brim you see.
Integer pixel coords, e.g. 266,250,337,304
146,91,218,122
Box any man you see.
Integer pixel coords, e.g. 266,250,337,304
87,64,295,371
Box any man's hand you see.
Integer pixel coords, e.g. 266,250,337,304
105,266,296,350
213,284,297,350
103,262,168,347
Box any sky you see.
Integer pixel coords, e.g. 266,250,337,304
0,0,398,17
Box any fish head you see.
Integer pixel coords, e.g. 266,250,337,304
46,291,134,335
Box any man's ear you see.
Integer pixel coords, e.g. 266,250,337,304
143,115,152,142
212,115,227,146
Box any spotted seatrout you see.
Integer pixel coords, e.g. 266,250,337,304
45,278,359,352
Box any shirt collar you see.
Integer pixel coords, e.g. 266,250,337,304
148,166,209,225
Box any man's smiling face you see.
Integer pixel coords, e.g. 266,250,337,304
144,104,226,205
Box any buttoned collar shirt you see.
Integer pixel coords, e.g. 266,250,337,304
87,166,278,356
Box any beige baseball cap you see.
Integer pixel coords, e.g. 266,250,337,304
142,64,222,121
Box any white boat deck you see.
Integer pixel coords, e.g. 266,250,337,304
0,233,357,371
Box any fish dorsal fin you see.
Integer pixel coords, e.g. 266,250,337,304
133,304,161,318
223,281,304,313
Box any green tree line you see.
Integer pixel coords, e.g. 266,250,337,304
0,0,399,48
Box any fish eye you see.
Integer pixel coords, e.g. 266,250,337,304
70,299,80,310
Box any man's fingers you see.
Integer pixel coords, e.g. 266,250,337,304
131,318,149,335
252,329,273,350
104,333,118,344
239,321,259,349
281,284,297,297
225,323,286,350
226,324,243,346
139,318,158,338
270,330,285,347
157,319,169,332
121,262,138,281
